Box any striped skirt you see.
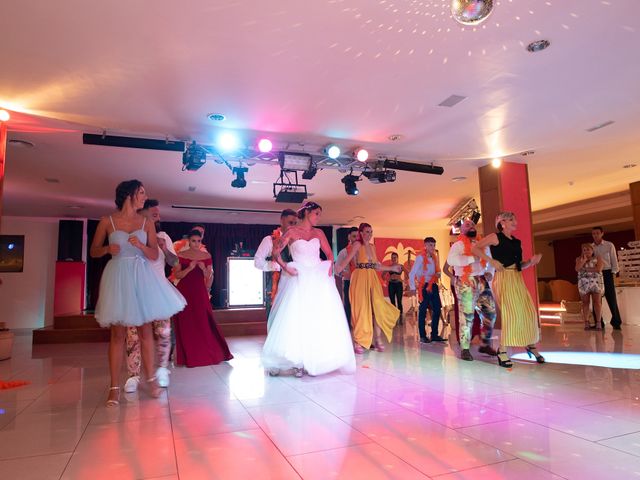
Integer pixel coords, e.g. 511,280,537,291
492,267,540,347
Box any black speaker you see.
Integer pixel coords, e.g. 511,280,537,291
58,220,84,261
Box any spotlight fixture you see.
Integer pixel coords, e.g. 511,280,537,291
217,132,240,152
273,170,308,203
363,170,396,184
207,113,226,122
302,163,318,180
341,174,360,196
325,144,341,159
258,138,273,153
182,141,208,171
0,109,10,122
231,167,248,188
382,159,444,175
354,148,369,162
278,152,312,171
491,158,502,168
527,39,551,53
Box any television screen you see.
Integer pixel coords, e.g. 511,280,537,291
0,235,25,272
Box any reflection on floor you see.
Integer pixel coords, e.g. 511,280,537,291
1,316,639,479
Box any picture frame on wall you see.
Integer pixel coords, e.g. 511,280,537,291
0,235,25,272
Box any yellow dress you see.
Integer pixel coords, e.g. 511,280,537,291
349,245,400,349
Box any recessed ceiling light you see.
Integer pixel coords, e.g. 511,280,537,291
623,164,637,169
451,176,467,182
586,120,615,132
8,139,35,148
527,39,551,53
188,186,196,192
388,134,404,141
520,150,535,156
207,113,226,122
44,178,60,183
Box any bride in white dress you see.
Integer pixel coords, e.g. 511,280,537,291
262,201,356,377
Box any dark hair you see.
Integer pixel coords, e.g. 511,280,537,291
592,226,604,233
142,198,159,210
423,237,436,244
281,209,297,218
348,227,358,234
193,224,205,230
115,180,143,210
391,252,398,258
297,201,322,219
188,229,202,238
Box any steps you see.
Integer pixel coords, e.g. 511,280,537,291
32,308,267,344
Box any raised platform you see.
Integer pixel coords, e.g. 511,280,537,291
32,307,267,344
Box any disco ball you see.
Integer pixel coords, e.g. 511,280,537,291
451,0,494,26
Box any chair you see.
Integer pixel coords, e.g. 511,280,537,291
549,279,580,302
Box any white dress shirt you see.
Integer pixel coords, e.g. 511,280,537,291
335,247,352,279
254,234,281,272
592,240,619,273
149,231,176,277
447,240,494,277
409,254,438,290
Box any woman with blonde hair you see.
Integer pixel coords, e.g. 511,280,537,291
576,243,604,330
472,211,544,367
336,223,401,354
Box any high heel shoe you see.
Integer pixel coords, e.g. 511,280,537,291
496,351,513,368
293,368,304,378
525,346,545,364
106,386,120,406
374,341,385,352
354,344,364,354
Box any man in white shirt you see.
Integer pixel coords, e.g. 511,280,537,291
254,209,298,325
335,227,359,327
447,220,497,361
125,199,179,392
409,237,445,343
592,226,622,329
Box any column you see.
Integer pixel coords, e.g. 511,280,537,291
630,181,640,241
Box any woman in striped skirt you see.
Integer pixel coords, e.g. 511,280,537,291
472,212,544,368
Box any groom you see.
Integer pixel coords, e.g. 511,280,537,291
254,209,298,328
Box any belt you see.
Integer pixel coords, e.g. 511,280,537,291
357,263,376,269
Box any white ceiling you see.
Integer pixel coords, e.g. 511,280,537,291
1,0,639,237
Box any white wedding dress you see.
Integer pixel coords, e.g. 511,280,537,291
262,238,356,376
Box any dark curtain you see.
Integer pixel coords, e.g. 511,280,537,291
85,220,335,309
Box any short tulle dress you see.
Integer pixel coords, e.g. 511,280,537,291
95,217,187,327
261,238,356,376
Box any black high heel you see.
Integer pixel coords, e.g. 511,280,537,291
526,346,545,364
497,351,513,368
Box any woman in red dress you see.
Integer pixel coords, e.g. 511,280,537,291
173,229,233,367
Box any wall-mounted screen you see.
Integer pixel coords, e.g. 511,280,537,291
227,257,264,307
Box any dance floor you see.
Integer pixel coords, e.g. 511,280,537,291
1,317,639,480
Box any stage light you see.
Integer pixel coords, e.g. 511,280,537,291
382,159,444,175
182,141,207,171
218,132,239,151
363,170,396,184
491,157,502,168
341,174,360,195
302,164,318,180
354,148,369,162
278,152,312,171
231,167,248,188
0,110,10,122
325,144,341,159
258,138,273,153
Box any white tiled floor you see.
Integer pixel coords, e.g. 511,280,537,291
1,316,640,479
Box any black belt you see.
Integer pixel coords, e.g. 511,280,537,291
357,263,376,269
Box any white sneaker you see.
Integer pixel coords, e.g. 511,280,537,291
124,376,140,393
155,367,170,388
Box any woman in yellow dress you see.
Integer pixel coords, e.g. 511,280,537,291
336,223,401,354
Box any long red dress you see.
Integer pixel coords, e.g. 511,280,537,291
174,257,233,367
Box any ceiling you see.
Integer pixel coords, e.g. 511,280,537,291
1,0,639,238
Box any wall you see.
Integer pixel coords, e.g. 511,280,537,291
534,239,556,279
552,229,634,282
0,217,58,329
